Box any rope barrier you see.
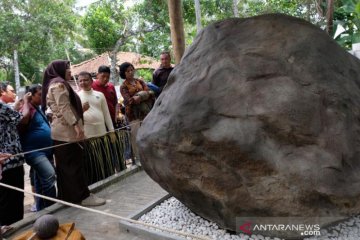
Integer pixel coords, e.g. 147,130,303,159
1,120,211,239
0,182,210,240
7,121,139,159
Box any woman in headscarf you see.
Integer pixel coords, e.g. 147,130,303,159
42,60,105,206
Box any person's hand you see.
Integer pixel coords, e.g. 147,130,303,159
23,92,32,104
74,124,85,140
14,99,24,111
82,102,90,112
0,153,11,164
133,95,141,104
148,90,155,96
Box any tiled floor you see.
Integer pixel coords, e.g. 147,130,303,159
9,170,169,240
23,164,36,217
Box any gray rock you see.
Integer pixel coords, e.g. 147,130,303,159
137,13,360,236
33,214,59,239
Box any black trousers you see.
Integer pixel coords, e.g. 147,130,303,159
53,141,90,203
0,166,24,225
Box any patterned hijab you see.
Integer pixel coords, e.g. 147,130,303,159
41,60,83,120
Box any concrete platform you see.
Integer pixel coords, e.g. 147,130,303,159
6,166,168,240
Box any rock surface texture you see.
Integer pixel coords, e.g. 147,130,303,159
137,14,360,232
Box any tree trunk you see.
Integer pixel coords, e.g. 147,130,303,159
110,38,124,84
326,0,334,35
13,50,20,92
306,0,311,22
194,0,202,33
65,49,79,90
168,0,185,64
233,0,239,17
109,50,118,84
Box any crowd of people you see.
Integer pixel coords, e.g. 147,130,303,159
0,51,174,235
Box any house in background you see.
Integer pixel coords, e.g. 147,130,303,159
69,51,160,87
69,51,161,96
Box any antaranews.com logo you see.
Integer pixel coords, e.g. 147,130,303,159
236,217,337,238
238,221,321,236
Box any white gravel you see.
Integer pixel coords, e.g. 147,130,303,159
139,197,277,240
139,197,360,240
305,215,360,240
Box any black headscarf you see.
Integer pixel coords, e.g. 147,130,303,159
41,60,83,120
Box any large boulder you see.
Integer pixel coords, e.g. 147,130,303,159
137,14,360,234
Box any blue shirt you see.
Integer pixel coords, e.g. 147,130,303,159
20,107,53,160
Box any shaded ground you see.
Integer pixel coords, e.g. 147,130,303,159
24,164,36,217
7,169,169,240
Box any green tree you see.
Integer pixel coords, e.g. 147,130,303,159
81,0,165,82
136,69,153,82
0,0,82,84
130,0,234,58
334,0,360,49
82,0,126,54
131,0,172,58
241,0,319,22
81,0,359,62
82,0,139,83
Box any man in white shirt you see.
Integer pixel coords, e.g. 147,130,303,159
78,71,114,138
78,71,117,184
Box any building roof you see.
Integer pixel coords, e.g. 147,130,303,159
71,51,160,76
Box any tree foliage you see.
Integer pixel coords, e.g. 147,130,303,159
129,0,237,58
131,0,172,58
0,0,90,84
1,0,359,85
82,0,126,54
334,0,360,49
